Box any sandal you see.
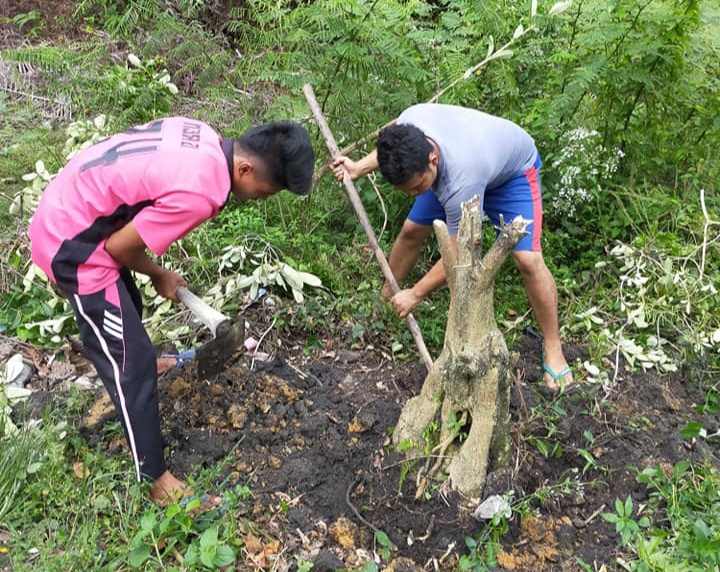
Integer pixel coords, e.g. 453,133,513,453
157,348,196,375
542,350,575,393
178,493,226,516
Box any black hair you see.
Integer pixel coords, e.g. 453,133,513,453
235,121,315,195
376,123,433,185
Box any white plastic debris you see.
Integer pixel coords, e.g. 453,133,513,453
473,495,512,521
4,353,32,388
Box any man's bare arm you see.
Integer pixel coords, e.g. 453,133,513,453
105,222,186,300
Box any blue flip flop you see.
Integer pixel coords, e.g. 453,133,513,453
542,351,574,393
178,493,226,515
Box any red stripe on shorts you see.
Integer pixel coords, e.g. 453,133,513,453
525,165,543,251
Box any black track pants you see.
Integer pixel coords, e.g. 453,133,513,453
65,270,167,481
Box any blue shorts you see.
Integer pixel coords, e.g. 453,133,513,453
407,154,543,251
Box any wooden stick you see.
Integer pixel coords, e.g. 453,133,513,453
303,83,433,371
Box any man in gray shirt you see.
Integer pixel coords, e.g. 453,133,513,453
332,103,573,391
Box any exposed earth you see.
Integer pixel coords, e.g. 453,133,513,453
6,295,718,572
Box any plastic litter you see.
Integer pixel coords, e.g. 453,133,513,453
473,495,512,521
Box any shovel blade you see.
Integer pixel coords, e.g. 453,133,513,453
196,320,245,379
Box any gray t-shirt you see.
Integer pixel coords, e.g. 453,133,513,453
397,103,537,235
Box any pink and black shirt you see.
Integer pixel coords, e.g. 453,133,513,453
29,117,233,294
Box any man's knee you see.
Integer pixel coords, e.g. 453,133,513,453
399,220,434,246
513,250,547,277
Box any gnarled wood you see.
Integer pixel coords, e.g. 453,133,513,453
393,196,529,497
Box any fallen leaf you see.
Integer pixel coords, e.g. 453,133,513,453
73,462,89,479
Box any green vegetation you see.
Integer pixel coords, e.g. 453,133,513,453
0,390,251,571
1,0,719,570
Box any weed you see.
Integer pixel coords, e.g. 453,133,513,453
296,558,314,572
0,425,46,522
374,530,394,561
446,410,468,438
123,502,236,569
459,497,511,571
602,496,649,547
9,10,44,38
460,476,593,571
96,53,179,126
526,401,568,459
681,384,720,442
421,420,440,456
627,462,720,570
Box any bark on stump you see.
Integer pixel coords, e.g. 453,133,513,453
392,196,529,497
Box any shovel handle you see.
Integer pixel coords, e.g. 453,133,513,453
176,286,229,338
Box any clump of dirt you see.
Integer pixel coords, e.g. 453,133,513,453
157,348,472,568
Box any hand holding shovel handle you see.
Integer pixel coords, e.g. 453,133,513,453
176,286,245,379
303,83,433,371
176,286,229,337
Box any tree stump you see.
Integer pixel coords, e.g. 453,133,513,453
392,196,530,497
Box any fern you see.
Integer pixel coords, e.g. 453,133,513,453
75,0,160,38
2,45,87,73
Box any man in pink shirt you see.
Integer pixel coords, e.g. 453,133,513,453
29,117,314,508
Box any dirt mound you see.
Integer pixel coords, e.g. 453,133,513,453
126,331,715,571
12,317,714,571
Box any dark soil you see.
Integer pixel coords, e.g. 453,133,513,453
0,0,86,46
64,299,718,572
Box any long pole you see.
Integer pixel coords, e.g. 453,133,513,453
303,83,433,371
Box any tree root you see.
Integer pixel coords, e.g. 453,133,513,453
415,411,468,499
345,476,398,551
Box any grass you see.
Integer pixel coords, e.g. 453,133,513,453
0,390,250,571
624,461,720,571
0,102,65,225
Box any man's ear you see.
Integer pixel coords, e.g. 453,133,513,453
235,159,254,177
428,151,439,168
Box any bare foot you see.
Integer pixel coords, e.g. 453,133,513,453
150,470,222,513
156,357,176,376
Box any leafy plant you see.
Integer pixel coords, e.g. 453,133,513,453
215,242,323,304
102,53,179,125
0,427,42,523
569,231,720,380
606,462,720,571
9,10,44,38
126,504,235,569
459,492,515,572
10,160,53,217
0,354,33,437
374,529,394,562
602,496,649,546
679,384,720,442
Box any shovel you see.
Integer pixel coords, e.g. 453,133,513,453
176,286,245,379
